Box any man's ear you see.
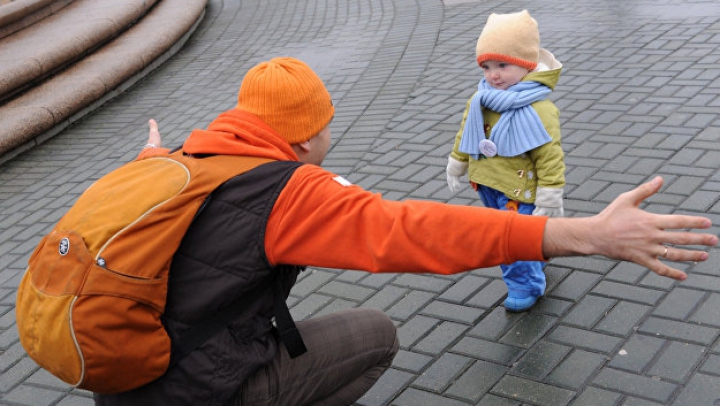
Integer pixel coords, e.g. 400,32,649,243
295,140,311,153
290,139,311,158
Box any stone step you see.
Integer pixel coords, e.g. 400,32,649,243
0,0,208,162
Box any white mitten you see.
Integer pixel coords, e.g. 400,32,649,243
446,157,468,193
532,187,564,217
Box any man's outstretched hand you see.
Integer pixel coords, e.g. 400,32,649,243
146,119,162,148
543,176,718,281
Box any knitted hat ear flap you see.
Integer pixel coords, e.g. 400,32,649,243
475,10,539,71
237,57,334,144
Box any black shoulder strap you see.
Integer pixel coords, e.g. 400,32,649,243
273,279,307,358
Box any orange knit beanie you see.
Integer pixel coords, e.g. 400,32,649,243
475,10,539,71
237,57,334,144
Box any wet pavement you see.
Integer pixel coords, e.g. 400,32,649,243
2,0,720,405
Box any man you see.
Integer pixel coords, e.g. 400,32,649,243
96,57,717,406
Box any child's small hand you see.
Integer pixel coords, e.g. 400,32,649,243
533,187,564,217
446,157,468,193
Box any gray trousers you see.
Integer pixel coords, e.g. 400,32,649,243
234,308,399,406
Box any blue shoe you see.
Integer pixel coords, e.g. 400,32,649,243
504,293,541,312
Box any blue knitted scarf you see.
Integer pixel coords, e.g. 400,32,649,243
458,79,552,159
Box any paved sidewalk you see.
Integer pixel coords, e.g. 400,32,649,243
2,0,720,405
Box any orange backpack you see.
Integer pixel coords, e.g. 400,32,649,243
15,151,270,394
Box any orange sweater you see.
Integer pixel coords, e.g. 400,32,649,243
140,108,548,274
267,164,546,274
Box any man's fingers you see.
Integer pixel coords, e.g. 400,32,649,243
672,231,717,248
662,246,710,263
652,263,687,281
147,119,161,147
656,215,713,233
620,176,663,207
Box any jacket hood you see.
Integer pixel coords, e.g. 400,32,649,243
524,48,562,90
183,108,299,161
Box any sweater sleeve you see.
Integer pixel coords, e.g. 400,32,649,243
265,165,547,274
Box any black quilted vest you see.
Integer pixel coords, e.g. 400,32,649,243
95,160,305,406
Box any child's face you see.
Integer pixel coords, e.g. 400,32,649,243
480,61,530,90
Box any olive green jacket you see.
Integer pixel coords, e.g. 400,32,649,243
450,62,565,204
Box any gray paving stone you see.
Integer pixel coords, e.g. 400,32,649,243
356,368,414,406
392,273,454,293
396,314,440,349
420,301,484,325
446,360,508,403
500,314,558,349
360,285,408,312
593,368,677,403
386,290,437,321
647,341,705,384
671,373,720,406
699,354,720,375
476,394,522,406
465,279,507,309
437,274,488,304
0,357,39,392
391,349,433,374
571,386,622,406
608,334,665,373
545,349,608,390
606,262,651,284
549,271,603,301
591,281,666,306
621,398,664,406
412,321,468,355
563,295,616,329
2,384,66,406
511,341,571,380
595,301,652,337
638,317,719,345
412,352,471,392
56,394,95,406
451,336,522,366
467,306,522,341
491,375,575,406
391,388,471,406
548,326,623,354
652,288,706,320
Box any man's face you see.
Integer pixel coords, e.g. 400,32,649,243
305,125,331,165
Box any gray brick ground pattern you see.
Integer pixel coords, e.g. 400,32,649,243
2,0,720,405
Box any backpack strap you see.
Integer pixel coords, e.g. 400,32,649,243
273,273,307,358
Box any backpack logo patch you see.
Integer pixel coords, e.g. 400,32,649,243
59,238,70,256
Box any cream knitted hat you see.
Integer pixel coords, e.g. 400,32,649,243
475,10,539,71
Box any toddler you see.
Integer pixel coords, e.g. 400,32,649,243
446,10,566,312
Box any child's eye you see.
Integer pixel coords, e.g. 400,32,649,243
498,63,508,68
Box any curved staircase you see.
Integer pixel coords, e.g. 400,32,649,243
0,0,209,164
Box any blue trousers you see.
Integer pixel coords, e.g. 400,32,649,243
477,185,546,298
